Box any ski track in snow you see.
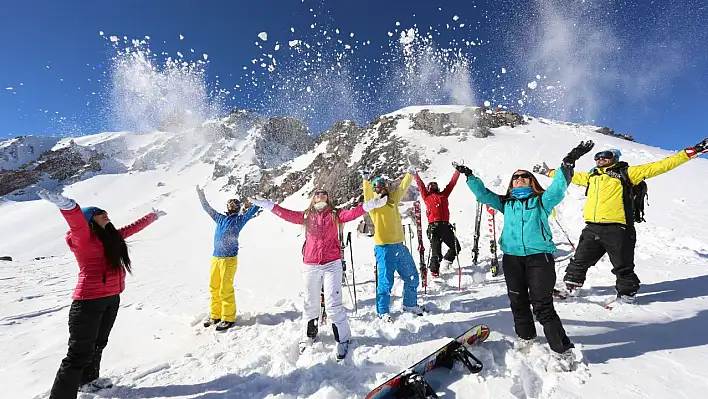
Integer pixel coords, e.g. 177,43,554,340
2,113,708,398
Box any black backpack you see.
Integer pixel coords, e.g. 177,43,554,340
585,162,649,224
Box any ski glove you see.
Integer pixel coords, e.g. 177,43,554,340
359,166,373,180
454,164,474,177
37,189,76,210
562,140,595,168
363,194,387,212
153,208,167,219
407,165,418,175
249,198,275,211
686,137,708,158
532,162,551,176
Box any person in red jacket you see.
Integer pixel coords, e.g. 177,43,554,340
37,189,164,398
413,169,462,278
250,189,385,360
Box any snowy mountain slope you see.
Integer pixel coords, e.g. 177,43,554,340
0,136,61,171
1,106,708,399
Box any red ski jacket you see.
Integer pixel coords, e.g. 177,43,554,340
60,205,157,300
271,204,365,265
414,170,460,224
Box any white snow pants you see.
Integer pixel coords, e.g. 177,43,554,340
301,259,351,343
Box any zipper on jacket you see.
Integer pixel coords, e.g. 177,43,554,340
519,202,527,255
593,174,600,222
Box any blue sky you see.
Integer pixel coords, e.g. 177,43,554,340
1,0,707,151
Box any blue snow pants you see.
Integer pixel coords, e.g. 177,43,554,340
375,243,420,314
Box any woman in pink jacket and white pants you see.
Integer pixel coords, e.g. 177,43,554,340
251,189,385,360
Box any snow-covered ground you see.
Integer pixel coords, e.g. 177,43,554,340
2,109,708,398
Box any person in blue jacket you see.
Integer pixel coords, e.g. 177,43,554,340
455,140,594,371
196,185,260,332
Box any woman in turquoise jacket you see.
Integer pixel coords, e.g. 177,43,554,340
455,140,594,371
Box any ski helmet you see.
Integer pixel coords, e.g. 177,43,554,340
371,177,387,189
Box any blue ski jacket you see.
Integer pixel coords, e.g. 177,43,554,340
465,164,572,256
199,193,260,257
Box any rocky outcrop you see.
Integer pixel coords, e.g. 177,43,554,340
410,107,525,137
595,126,634,142
0,143,105,196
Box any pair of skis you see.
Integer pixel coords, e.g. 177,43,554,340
470,200,500,277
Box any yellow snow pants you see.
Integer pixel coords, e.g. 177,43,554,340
209,256,238,322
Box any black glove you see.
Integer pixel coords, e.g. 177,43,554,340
693,137,707,154
453,163,474,177
562,140,595,167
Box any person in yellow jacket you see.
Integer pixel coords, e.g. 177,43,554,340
534,138,708,302
363,166,425,322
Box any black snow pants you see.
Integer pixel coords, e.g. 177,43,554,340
50,294,120,399
426,221,461,274
563,223,640,296
503,253,573,354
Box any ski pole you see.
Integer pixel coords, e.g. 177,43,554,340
453,222,461,292
553,215,576,251
347,232,357,314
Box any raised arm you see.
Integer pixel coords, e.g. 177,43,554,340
338,194,387,223
196,186,223,222
119,212,158,239
37,190,92,247
390,173,414,204
441,169,461,197
60,205,92,246
627,150,691,184
270,204,306,225
465,175,504,212
540,164,572,211
413,173,430,199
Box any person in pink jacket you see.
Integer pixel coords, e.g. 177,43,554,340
250,189,385,360
37,189,165,398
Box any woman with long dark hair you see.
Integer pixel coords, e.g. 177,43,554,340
37,189,164,398
250,189,386,360
455,141,594,372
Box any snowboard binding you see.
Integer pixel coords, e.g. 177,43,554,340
396,371,438,399
437,341,483,374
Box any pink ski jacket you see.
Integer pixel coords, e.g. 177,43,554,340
271,204,365,265
60,205,157,300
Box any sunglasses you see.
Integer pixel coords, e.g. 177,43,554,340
594,151,615,161
314,190,328,196
511,173,532,180
92,209,107,216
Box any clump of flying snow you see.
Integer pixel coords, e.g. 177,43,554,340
258,32,268,41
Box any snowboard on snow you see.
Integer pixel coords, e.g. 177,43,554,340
365,324,490,399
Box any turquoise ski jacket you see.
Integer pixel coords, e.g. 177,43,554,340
465,165,572,256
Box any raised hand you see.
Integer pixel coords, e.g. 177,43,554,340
363,193,387,212
562,140,595,167
687,137,708,158
453,163,474,177
153,208,167,219
249,198,275,211
37,189,76,210
407,165,418,175
359,166,373,181
532,162,550,176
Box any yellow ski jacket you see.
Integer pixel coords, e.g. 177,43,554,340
363,173,413,245
549,151,691,224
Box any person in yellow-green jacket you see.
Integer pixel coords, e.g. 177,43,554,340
363,166,425,322
534,137,708,302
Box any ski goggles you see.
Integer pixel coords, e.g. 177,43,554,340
313,189,328,196
511,173,532,180
371,177,388,189
594,150,616,161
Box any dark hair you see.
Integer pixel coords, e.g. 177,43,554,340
503,170,545,201
93,222,132,274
